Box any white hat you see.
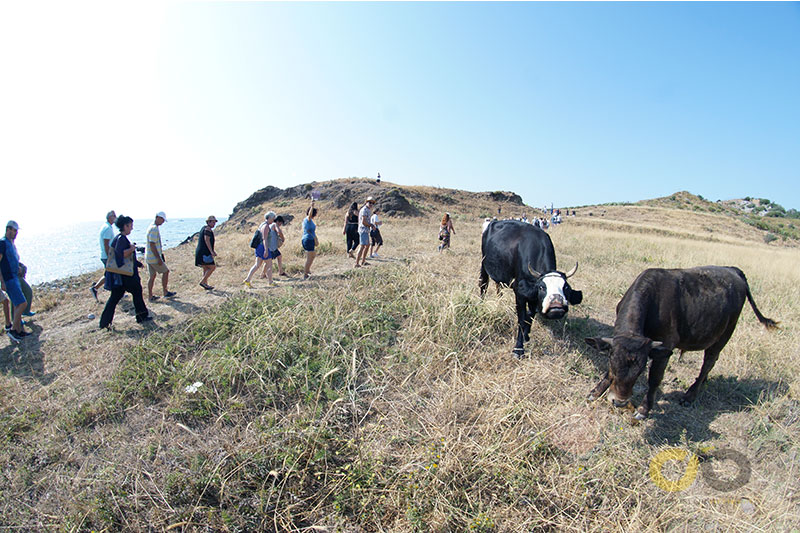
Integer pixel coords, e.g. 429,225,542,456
6,220,18,230
156,211,167,222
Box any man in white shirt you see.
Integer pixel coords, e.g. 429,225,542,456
90,210,116,301
146,212,176,301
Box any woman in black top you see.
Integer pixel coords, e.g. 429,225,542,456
99,215,151,329
196,215,218,290
342,202,359,258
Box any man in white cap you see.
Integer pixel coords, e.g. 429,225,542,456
0,221,28,342
146,212,176,301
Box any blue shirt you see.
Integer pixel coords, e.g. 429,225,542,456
100,222,115,260
0,237,20,282
302,217,316,241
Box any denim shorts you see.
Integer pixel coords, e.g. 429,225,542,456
302,237,315,252
3,277,26,307
359,231,370,246
255,243,268,260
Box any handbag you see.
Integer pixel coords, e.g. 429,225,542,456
250,224,264,249
105,253,134,276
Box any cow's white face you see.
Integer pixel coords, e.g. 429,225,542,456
540,273,568,316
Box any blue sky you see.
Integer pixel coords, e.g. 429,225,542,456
2,2,798,232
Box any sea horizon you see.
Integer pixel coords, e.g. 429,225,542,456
13,217,226,286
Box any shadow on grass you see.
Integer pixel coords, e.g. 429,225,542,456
537,313,614,377
0,323,55,385
642,375,786,445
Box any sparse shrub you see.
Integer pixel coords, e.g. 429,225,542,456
764,233,778,244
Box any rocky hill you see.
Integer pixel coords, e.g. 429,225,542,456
225,177,527,230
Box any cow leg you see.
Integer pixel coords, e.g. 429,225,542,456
479,263,489,299
588,372,611,401
681,322,736,406
635,357,670,420
513,294,528,358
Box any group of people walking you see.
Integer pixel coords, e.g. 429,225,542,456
89,211,221,331
3,193,475,341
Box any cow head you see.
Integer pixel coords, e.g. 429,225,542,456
525,262,583,320
585,335,672,407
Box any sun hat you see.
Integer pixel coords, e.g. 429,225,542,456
366,196,375,204
6,220,18,230
207,215,218,222
156,211,167,222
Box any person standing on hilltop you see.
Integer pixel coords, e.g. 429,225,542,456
146,212,176,302
355,197,376,268
99,215,151,329
1,221,29,342
343,202,360,259
302,202,319,280
90,210,116,302
438,213,455,252
196,215,218,290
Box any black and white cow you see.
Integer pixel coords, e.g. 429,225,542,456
586,266,777,420
480,220,583,357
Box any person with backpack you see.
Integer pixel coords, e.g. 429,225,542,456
243,212,274,288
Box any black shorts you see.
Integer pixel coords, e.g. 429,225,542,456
370,229,383,246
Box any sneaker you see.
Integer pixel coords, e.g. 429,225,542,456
200,283,214,291
243,281,252,288
164,291,177,298
7,330,21,343
16,330,30,338
90,286,99,302
4,324,11,332
373,253,380,258
149,295,160,302
280,272,288,277
22,311,36,317
138,315,154,324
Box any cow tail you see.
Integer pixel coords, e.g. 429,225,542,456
738,269,779,330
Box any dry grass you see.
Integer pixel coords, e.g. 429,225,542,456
0,184,798,531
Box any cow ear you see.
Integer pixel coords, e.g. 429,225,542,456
585,337,613,351
648,341,673,359
568,289,583,305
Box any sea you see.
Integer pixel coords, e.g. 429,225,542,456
13,217,225,285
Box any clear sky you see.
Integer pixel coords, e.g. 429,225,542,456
2,2,799,233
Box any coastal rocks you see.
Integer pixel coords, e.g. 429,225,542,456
376,188,420,218
487,191,523,205
230,186,284,216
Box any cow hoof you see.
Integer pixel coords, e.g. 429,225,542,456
680,391,697,407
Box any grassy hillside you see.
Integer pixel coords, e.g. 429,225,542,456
1,180,798,531
627,191,800,243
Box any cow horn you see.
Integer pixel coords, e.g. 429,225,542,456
528,263,541,278
565,261,578,279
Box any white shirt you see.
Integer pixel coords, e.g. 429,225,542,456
370,214,381,228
